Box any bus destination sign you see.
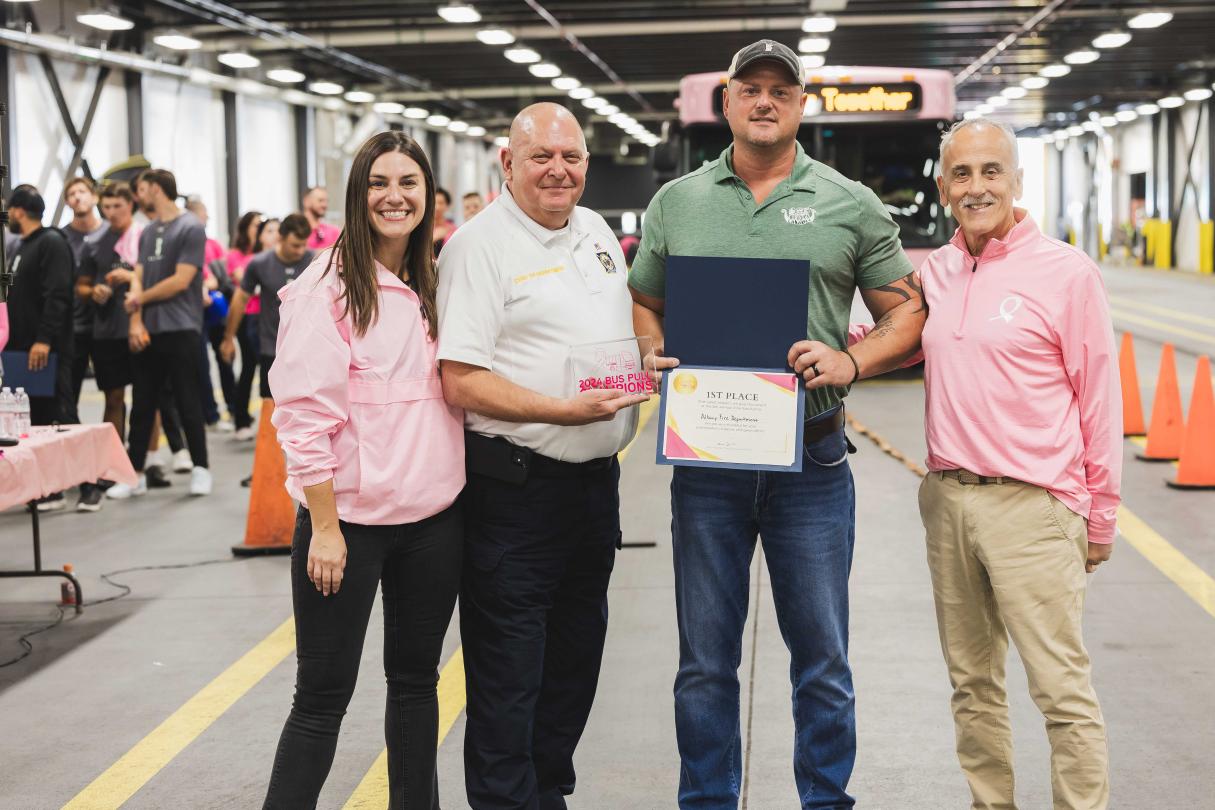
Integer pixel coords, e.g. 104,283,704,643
804,82,922,114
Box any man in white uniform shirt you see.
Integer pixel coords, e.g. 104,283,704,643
438,102,648,810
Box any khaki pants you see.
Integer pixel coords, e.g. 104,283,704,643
918,473,1109,810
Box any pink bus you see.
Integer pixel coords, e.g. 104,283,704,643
674,66,957,264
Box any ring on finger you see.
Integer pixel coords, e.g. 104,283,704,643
811,363,821,378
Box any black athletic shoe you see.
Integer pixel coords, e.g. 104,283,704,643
35,493,67,512
77,484,104,512
146,465,172,488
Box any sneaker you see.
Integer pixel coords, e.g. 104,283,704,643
233,426,256,442
35,493,67,512
76,484,104,512
172,448,194,473
107,475,148,499
189,466,213,496
216,420,235,433
146,466,172,488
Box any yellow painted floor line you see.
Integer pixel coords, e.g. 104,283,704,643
1109,295,1215,330
1127,435,1179,468
1117,505,1215,620
342,647,467,809
619,396,660,463
1110,309,1215,349
62,616,296,810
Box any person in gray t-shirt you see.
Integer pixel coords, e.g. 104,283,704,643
221,213,314,400
61,178,107,415
109,168,212,497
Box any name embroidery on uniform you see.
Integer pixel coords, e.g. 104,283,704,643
513,265,564,285
782,206,816,225
592,241,618,274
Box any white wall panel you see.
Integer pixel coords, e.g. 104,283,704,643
142,74,227,241
236,94,297,222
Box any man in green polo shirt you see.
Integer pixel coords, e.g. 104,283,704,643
629,39,926,809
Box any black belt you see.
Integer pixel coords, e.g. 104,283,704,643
465,431,614,484
804,407,845,445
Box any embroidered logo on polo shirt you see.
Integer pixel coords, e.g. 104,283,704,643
989,296,1023,324
592,241,618,274
782,206,816,225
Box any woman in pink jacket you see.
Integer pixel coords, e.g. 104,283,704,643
262,131,465,809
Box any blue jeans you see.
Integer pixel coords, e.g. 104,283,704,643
671,415,857,809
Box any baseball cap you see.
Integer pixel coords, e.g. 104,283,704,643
726,39,806,86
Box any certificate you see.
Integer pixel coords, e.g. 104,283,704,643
656,366,806,472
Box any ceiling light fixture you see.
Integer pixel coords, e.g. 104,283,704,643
1081,121,1099,132
600,104,620,115
1092,31,1131,49
403,106,430,119
800,54,826,69
308,81,344,95
1039,64,1071,78
427,114,451,126
1021,76,1049,90
798,36,831,53
1135,103,1160,116
1100,115,1118,127
466,125,487,137
1127,11,1172,29
77,11,135,31
217,52,260,69
1063,49,1100,65
1001,86,1027,99
986,95,1010,108
1067,125,1085,136
529,63,561,78
552,76,581,90
475,28,515,45
374,102,405,114
1183,87,1213,102
801,15,836,33
963,110,981,120
448,120,469,132
1114,109,1138,122
266,68,306,83
344,90,375,103
153,33,202,51
504,47,541,64
569,87,594,100
975,104,994,115
437,2,481,24
493,136,510,147
1157,95,1184,108
583,96,609,110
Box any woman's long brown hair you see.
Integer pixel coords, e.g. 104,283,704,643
324,131,438,338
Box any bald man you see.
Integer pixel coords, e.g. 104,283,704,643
438,103,646,809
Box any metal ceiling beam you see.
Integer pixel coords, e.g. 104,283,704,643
381,80,679,103
191,9,1152,52
953,0,1072,87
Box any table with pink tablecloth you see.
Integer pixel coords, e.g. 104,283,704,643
1,424,136,612
0,424,136,511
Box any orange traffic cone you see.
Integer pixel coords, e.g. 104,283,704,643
232,400,296,556
1119,333,1146,437
1136,343,1185,462
1167,356,1215,489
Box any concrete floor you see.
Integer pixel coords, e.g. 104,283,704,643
1,261,1213,809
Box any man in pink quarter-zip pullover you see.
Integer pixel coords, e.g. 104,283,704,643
915,118,1120,810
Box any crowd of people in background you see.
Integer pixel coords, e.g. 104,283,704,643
1,169,491,513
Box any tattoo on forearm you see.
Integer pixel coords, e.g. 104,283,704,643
874,273,926,313
873,311,897,340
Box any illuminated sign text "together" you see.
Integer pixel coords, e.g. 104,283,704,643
808,83,920,114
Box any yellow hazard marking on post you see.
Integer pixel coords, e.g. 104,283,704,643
342,648,466,808
62,617,296,810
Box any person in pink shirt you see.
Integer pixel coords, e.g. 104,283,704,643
302,185,340,250
226,210,263,437
262,131,464,809
911,119,1118,809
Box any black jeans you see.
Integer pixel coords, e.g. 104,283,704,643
69,330,91,410
233,314,260,429
461,458,620,810
127,329,209,471
199,323,237,424
264,504,463,810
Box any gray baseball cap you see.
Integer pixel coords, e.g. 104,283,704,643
726,39,806,86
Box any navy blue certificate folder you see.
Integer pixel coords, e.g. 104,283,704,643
662,256,810,368
0,351,59,397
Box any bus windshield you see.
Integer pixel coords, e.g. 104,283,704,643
685,120,950,249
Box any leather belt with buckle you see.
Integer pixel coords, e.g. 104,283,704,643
939,468,1023,486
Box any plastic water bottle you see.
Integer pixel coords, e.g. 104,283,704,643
60,564,77,607
14,387,31,437
0,387,14,438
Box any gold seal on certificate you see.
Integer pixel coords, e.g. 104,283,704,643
657,366,806,471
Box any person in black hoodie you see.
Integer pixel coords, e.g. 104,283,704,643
5,185,76,510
